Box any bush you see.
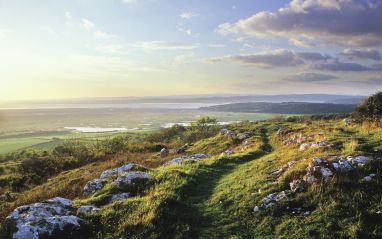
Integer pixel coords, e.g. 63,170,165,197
185,117,220,143
353,92,382,122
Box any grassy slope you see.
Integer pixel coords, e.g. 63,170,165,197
87,121,382,239
2,120,382,238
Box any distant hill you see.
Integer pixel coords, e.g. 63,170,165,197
200,102,357,114
326,96,365,104
1,94,364,109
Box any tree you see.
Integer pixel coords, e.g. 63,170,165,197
353,92,382,122
185,116,219,143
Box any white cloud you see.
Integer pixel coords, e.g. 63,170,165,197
82,19,95,30
180,11,199,20
208,44,227,48
217,0,382,47
121,0,136,4
173,53,195,65
0,29,11,38
136,41,200,50
178,27,194,36
95,44,124,54
65,11,72,20
340,49,381,61
94,31,115,39
283,72,338,82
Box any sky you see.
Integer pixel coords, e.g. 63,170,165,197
0,0,382,101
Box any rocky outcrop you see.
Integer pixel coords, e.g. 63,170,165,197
254,190,291,213
271,161,297,177
255,155,375,214
100,163,136,179
299,140,331,151
84,163,139,196
343,118,353,125
164,154,209,165
221,149,234,156
220,128,236,137
112,171,152,187
109,192,130,203
289,180,305,193
77,205,100,216
3,197,87,239
303,156,373,185
83,179,106,196
363,173,377,182
237,132,252,141
174,145,188,154
160,148,168,157
282,133,314,146
83,179,106,197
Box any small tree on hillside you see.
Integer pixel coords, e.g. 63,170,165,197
353,92,382,122
185,116,219,142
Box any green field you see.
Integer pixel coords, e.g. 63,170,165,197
0,108,280,154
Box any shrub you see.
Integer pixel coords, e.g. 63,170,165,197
353,92,382,122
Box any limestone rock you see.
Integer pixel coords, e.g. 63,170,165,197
289,180,305,193
3,197,85,239
165,154,209,165
109,192,130,203
160,148,168,157
100,163,136,179
220,128,236,137
77,205,100,216
112,171,151,187
83,179,106,196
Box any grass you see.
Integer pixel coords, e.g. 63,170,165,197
1,119,382,238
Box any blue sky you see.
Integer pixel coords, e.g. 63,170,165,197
0,0,381,100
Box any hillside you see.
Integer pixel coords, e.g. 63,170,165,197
1,116,382,238
200,102,357,114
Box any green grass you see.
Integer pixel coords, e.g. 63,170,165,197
2,119,382,238
0,108,279,155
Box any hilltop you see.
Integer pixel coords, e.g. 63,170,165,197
200,102,357,114
0,111,382,238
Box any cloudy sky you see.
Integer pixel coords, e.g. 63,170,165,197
1,0,382,100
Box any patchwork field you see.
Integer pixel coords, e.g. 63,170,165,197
0,108,280,154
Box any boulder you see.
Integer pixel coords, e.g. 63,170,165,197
289,180,305,193
271,161,296,177
263,191,289,205
165,154,209,165
160,148,168,157
343,118,353,125
276,128,285,135
311,140,330,148
332,158,353,172
112,171,151,187
303,174,318,184
83,179,106,196
237,132,251,141
320,167,333,180
109,192,130,203
220,128,236,137
77,205,100,216
3,197,86,239
222,149,234,156
347,156,371,167
174,145,187,154
253,206,260,213
363,173,377,182
299,143,311,151
100,163,136,179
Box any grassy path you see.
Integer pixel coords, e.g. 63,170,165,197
183,126,274,238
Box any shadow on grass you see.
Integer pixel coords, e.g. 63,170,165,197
153,126,273,238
